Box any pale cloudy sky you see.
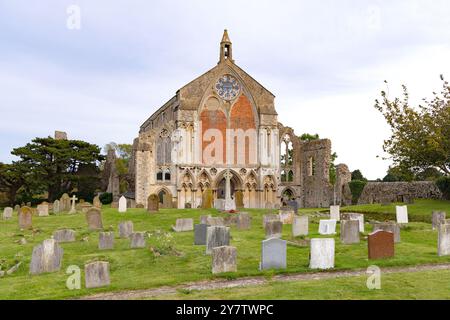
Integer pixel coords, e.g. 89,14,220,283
0,0,449,179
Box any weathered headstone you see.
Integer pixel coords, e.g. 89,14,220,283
318,219,337,235
432,211,447,230
309,238,335,270
279,208,294,224
37,203,49,217
147,194,159,212
172,218,194,232
85,261,110,289
200,215,211,224
99,232,114,250
68,195,78,214
286,200,298,213
342,213,365,233
14,204,20,212
235,190,244,208
263,214,280,228
206,217,225,226
80,203,93,213
93,195,102,208
29,239,63,275
260,238,286,270
3,207,13,220
236,213,251,230
206,226,230,254
130,232,146,248
60,193,71,211
162,192,173,209
373,222,401,243
340,220,360,244
52,200,60,214
211,246,237,274
368,230,394,260
396,205,408,224
201,189,213,209
223,215,238,227
118,221,134,238
265,220,283,239
53,229,76,243
18,206,32,229
292,215,308,237
85,208,103,230
330,206,340,221
194,224,208,245
438,223,450,256
118,195,127,213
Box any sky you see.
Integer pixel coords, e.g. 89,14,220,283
0,0,449,180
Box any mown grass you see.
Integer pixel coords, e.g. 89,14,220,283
0,199,449,300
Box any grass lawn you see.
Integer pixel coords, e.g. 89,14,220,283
0,199,449,300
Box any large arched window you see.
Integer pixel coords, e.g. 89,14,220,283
280,134,295,182
157,129,171,165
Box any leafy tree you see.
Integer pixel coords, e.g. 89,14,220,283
382,165,415,182
300,133,320,141
0,161,38,205
375,76,450,176
351,169,367,181
329,152,338,185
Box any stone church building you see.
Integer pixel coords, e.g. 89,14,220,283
130,30,352,209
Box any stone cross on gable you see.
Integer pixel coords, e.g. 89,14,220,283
69,195,78,214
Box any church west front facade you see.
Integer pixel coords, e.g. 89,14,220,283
131,30,352,209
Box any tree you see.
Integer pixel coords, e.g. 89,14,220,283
329,152,338,185
375,76,450,176
382,165,415,182
351,169,367,181
300,133,320,141
0,161,38,205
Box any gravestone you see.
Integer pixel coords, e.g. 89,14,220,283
60,193,71,211
206,226,230,254
279,208,294,224
292,215,308,237
211,246,237,274
265,220,283,239
194,224,208,245
206,217,225,226
260,238,286,270
236,213,251,230
3,207,13,220
85,261,110,289
340,220,360,244
93,195,102,208
85,208,103,230
147,194,159,212
342,213,365,233
309,238,335,270
37,203,49,217
162,193,173,209
286,200,298,213
263,214,280,228
201,189,213,209
373,222,401,243
214,199,225,211
235,190,244,208
330,205,340,221
396,205,408,224
18,206,33,229
318,220,337,235
29,239,63,275
368,230,394,260
130,232,146,248
438,223,450,256
118,196,127,213
172,218,194,232
53,229,76,243
80,203,93,213
432,211,447,230
98,232,114,250
200,215,211,224
68,195,78,214
52,200,60,214
118,221,134,238
223,215,238,227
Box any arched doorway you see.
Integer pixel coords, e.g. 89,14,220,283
214,170,242,200
157,188,173,209
217,178,236,199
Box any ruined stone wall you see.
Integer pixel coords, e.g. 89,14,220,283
334,163,353,206
358,181,443,204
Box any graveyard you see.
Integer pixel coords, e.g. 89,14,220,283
1,199,449,300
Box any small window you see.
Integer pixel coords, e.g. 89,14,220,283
157,171,163,181
164,171,171,181
288,170,294,182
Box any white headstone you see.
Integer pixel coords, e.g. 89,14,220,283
330,206,340,221
309,238,335,269
69,195,78,214
118,196,127,213
3,207,13,220
172,218,194,232
345,213,365,233
260,238,287,270
37,203,49,217
292,216,308,237
318,219,337,235
396,206,408,224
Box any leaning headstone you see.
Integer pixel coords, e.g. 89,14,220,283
330,205,340,221
85,208,103,231
194,224,208,245
52,200,60,214
85,261,110,289
368,230,394,260
292,215,308,237
37,203,49,217
309,238,335,270
342,213,365,233
236,213,251,230
30,239,63,275
130,232,146,248
265,220,283,239
93,195,102,208
118,221,134,238
200,215,211,224
279,208,294,224
263,214,280,228
206,217,225,226
53,229,76,243
260,238,286,270
3,207,13,220
432,211,447,230
211,246,237,274
172,218,194,232
396,205,408,224
318,219,337,235
60,193,71,211
340,220,360,244
373,222,401,243
18,206,33,229
147,194,159,212
118,196,127,213
206,226,230,254
438,223,450,256
99,232,114,250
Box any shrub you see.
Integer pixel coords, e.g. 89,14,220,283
436,177,450,200
348,180,368,204
99,192,113,204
